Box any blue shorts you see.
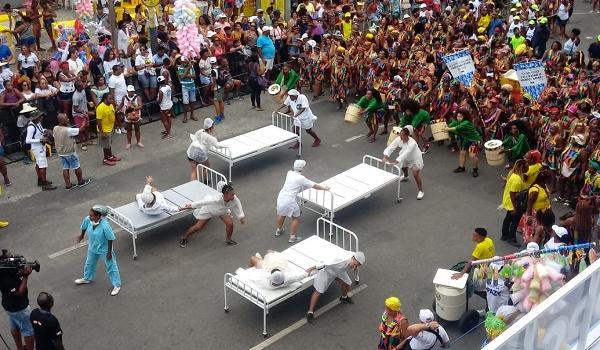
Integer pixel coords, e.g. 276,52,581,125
138,74,157,88
59,91,74,101
199,76,211,86
6,306,34,337
60,154,81,170
181,85,197,105
20,36,35,47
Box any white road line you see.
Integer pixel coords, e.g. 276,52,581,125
572,12,595,15
331,144,340,148
48,241,88,259
345,135,364,142
249,283,368,350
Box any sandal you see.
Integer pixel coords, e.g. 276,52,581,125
472,168,479,177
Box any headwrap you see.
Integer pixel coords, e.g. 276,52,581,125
216,181,228,193
91,205,109,217
293,159,306,172
268,270,285,286
385,297,401,311
526,150,541,164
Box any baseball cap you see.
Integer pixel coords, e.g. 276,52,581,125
539,16,548,24
419,309,435,323
393,75,402,82
127,85,135,92
209,56,217,64
513,16,520,20
287,89,299,96
420,3,427,8
403,14,410,19
256,8,263,12
552,225,568,238
157,76,165,83
262,25,271,32
529,20,536,25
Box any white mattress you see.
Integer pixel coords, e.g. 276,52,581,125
229,236,353,304
210,125,297,160
298,163,398,210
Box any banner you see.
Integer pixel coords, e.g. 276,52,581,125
441,49,476,87
513,60,547,100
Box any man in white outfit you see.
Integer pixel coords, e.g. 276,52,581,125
276,89,321,148
305,251,365,323
180,181,245,247
276,160,330,243
383,125,425,199
136,176,183,215
409,309,450,349
236,250,309,289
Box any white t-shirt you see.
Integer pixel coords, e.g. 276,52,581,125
557,3,569,20
108,74,127,105
383,136,424,169
103,59,119,78
283,94,316,122
135,54,156,76
507,22,521,38
18,52,39,69
68,58,84,76
117,29,130,53
158,85,173,110
486,278,510,313
35,85,58,97
409,325,450,349
526,27,535,41
544,237,566,250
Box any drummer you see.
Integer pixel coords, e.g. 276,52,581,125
445,109,482,177
383,126,425,200
276,89,322,148
273,63,300,100
276,160,330,243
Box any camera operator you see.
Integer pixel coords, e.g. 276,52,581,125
0,249,35,350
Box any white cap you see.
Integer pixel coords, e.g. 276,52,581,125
140,192,154,204
403,125,414,136
209,56,217,64
216,180,228,192
127,85,135,92
293,159,306,171
203,117,214,129
268,271,285,286
552,225,568,238
403,14,410,19
526,242,540,251
207,30,217,38
157,76,165,83
217,13,227,18
307,39,317,47
301,33,309,39
445,5,452,10
419,309,435,323
354,251,365,265
393,75,402,82
420,3,427,8
287,88,299,96
262,25,271,32
571,134,585,145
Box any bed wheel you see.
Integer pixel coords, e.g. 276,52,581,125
396,198,403,203
224,308,229,313
263,333,268,338
132,255,137,260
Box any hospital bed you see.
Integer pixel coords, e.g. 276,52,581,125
297,155,402,221
223,218,359,337
208,112,301,181
107,164,227,259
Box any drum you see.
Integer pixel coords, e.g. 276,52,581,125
430,120,450,141
484,139,505,166
268,84,281,95
344,104,361,124
387,126,401,145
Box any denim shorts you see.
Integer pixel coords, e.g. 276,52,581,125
199,75,211,86
138,74,157,88
60,154,81,170
20,36,35,47
6,306,34,337
181,86,197,105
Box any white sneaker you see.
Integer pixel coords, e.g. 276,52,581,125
110,286,121,296
275,228,284,236
417,191,424,200
288,236,302,243
74,278,91,285
114,128,122,134
120,127,127,133
399,175,409,182
255,252,262,259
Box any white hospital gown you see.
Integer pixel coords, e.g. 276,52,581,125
241,251,308,289
276,171,315,217
284,94,317,129
313,257,352,293
383,136,424,170
191,193,245,220
136,185,180,215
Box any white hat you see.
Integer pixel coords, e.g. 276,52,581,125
393,75,402,82
203,117,214,129
293,159,306,171
268,270,285,286
403,14,410,19
403,125,414,136
301,33,309,39
207,30,217,38
216,180,228,192
214,23,223,30
217,13,227,18
287,88,299,96
552,225,568,238
262,25,271,32
157,76,165,83
571,134,585,145
419,309,435,323
140,192,154,204
256,8,263,12
209,56,217,64
127,85,136,92
445,5,452,10
20,103,37,114
420,3,427,8
526,242,540,251
354,251,365,265
307,39,317,47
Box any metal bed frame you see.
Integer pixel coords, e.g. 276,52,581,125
107,164,227,259
223,218,359,337
297,155,402,221
208,112,301,181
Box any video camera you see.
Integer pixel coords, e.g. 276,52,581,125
0,256,41,273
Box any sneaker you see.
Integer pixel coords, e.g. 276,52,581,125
103,159,116,166
74,278,91,285
305,311,315,324
417,191,424,200
275,228,284,236
110,286,121,296
399,175,409,182
288,236,302,243
42,184,57,191
120,127,127,133
81,144,88,151
77,179,91,187
213,116,223,125
340,296,354,304
0,221,8,228
65,183,78,190
225,240,238,246
472,168,479,177
179,238,188,248
109,155,122,161
453,166,466,173
137,143,145,148
114,128,122,134
255,252,262,259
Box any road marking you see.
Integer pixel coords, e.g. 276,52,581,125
345,135,364,142
331,144,340,148
572,12,595,15
249,283,368,350
48,241,88,259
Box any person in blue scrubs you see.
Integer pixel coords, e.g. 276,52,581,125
74,205,122,296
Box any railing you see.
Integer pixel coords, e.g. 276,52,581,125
196,163,227,190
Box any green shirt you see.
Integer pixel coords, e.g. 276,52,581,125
356,96,383,113
401,109,431,128
177,65,195,89
510,35,526,51
448,119,481,144
503,133,529,158
275,69,300,90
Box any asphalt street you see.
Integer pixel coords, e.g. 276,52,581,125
0,6,599,350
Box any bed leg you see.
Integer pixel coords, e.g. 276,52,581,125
224,283,229,313
132,234,138,260
262,308,268,337
396,180,402,203
355,271,360,285
229,163,233,183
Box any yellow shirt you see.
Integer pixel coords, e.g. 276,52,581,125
472,237,495,260
342,20,352,40
524,163,542,188
529,184,551,211
96,102,115,133
502,173,526,211
477,14,490,30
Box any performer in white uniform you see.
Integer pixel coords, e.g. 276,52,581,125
187,118,224,181
276,160,330,243
236,250,309,289
136,176,182,215
305,251,365,323
180,181,245,247
383,125,425,200
276,89,322,148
